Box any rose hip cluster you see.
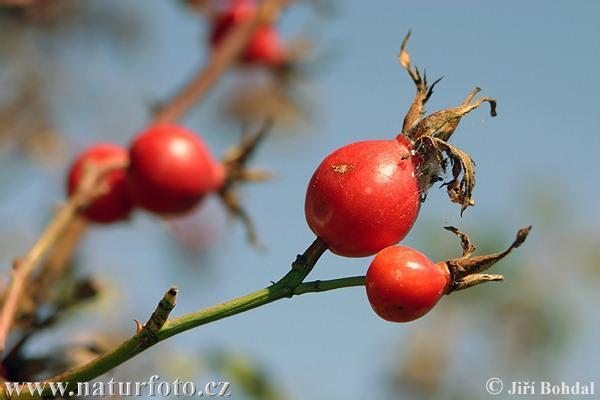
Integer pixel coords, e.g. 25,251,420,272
67,124,238,225
304,33,530,323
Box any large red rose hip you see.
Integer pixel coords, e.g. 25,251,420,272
127,124,224,215
365,245,450,322
67,144,132,224
304,136,422,257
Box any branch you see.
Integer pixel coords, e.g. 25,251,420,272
152,0,283,124
292,275,366,295
29,217,88,307
0,0,285,358
0,228,529,397
0,0,38,6
0,239,358,395
0,160,126,354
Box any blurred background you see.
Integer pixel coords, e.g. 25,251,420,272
0,0,599,399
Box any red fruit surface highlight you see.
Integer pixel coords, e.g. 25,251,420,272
127,124,224,215
366,246,450,322
304,136,422,257
67,144,132,224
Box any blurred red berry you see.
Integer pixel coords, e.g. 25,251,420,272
365,246,450,322
209,0,285,67
67,144,132,224
305,136,422,257
243,25,285,66
127,124,224,215
210,0,255,45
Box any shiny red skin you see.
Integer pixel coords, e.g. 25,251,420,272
304,136,422,257
366,246,450,322
127,125,224,215
67,144,132,224
210,0,285,67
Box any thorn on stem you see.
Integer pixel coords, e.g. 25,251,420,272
134,319,143,334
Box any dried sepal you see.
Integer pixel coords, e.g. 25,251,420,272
398,31,442,133
398,35,498,216
222,118,273,171
434,87,482,141
219,119,273,248
443,226,532,293
407,88,496,141
453,273,504,291
416,136,476,213
443,226,476,258
448,226,531,277
219,188,262,249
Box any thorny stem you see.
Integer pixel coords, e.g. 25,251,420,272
0,223,530,397
0,219,529,399
0,160,127,354
0,0,284,359
152,0,283,125
1,217,90,363
0,239,345,397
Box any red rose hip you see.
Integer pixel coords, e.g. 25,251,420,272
304,136,422,257
210,0,255,46
127,124,224,215
209,0,285,67
67,144,132,223
366,246,450,322
243,25,285,66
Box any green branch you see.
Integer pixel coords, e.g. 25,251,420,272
7,239,366,398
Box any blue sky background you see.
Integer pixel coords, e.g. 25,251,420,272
1,1,599,398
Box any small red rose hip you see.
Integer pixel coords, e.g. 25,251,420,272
365,246,450,322
67,144,132,224
242,25,285,66
127,124,224,215
210,0,285,67
304,136,422,257
210,0,255,46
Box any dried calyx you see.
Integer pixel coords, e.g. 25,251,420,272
441,226,532,292
398,31,497,214
218,119,274,247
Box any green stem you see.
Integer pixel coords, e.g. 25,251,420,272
6,239,366,398
293,276,366,296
